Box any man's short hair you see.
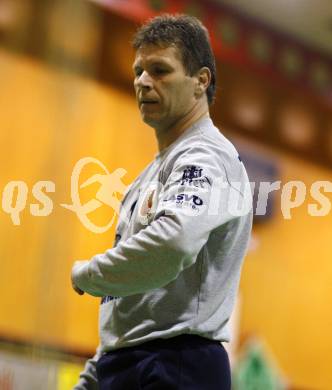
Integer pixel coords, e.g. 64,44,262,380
132,14,217,105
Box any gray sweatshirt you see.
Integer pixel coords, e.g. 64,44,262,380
73,117,253,389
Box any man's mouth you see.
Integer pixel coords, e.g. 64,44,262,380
140,100,158,105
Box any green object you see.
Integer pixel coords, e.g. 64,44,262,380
280,48,303,78
184,2,203,19
148,0,166,12
217,19,239,47
249,34,271,63
310,62,330,91
232,341,284,390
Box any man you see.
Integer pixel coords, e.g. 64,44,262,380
72,14,252,390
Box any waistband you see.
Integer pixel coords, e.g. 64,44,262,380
103,334,223,356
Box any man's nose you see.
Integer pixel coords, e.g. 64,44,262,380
136,71,152,89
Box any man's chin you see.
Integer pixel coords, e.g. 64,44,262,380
141,114,161,128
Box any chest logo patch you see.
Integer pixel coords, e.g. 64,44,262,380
137,183,159,225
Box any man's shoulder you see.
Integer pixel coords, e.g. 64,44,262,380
157,120,249,188
167,121,240,167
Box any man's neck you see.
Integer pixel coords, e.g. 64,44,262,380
155,103,210,152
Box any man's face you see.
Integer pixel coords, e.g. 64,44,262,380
133,44,197,131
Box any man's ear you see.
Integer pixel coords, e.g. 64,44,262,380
194,67,211,98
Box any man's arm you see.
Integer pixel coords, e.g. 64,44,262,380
73,345,102,390
72,145,250,298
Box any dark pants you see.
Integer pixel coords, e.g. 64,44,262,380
96,334,231,389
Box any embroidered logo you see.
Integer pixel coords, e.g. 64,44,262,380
164,193,204,209
178,166,211,188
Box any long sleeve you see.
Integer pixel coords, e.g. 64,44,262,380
72,145,251,298
73,345,102,390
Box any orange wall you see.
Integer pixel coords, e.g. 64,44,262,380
239,141,332,389
0,49,157,351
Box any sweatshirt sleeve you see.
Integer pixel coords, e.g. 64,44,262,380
72,346,102,390
72,145,250,297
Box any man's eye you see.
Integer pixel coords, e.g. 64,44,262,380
153,68,167,75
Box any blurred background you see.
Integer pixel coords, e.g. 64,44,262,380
0,0,331,389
